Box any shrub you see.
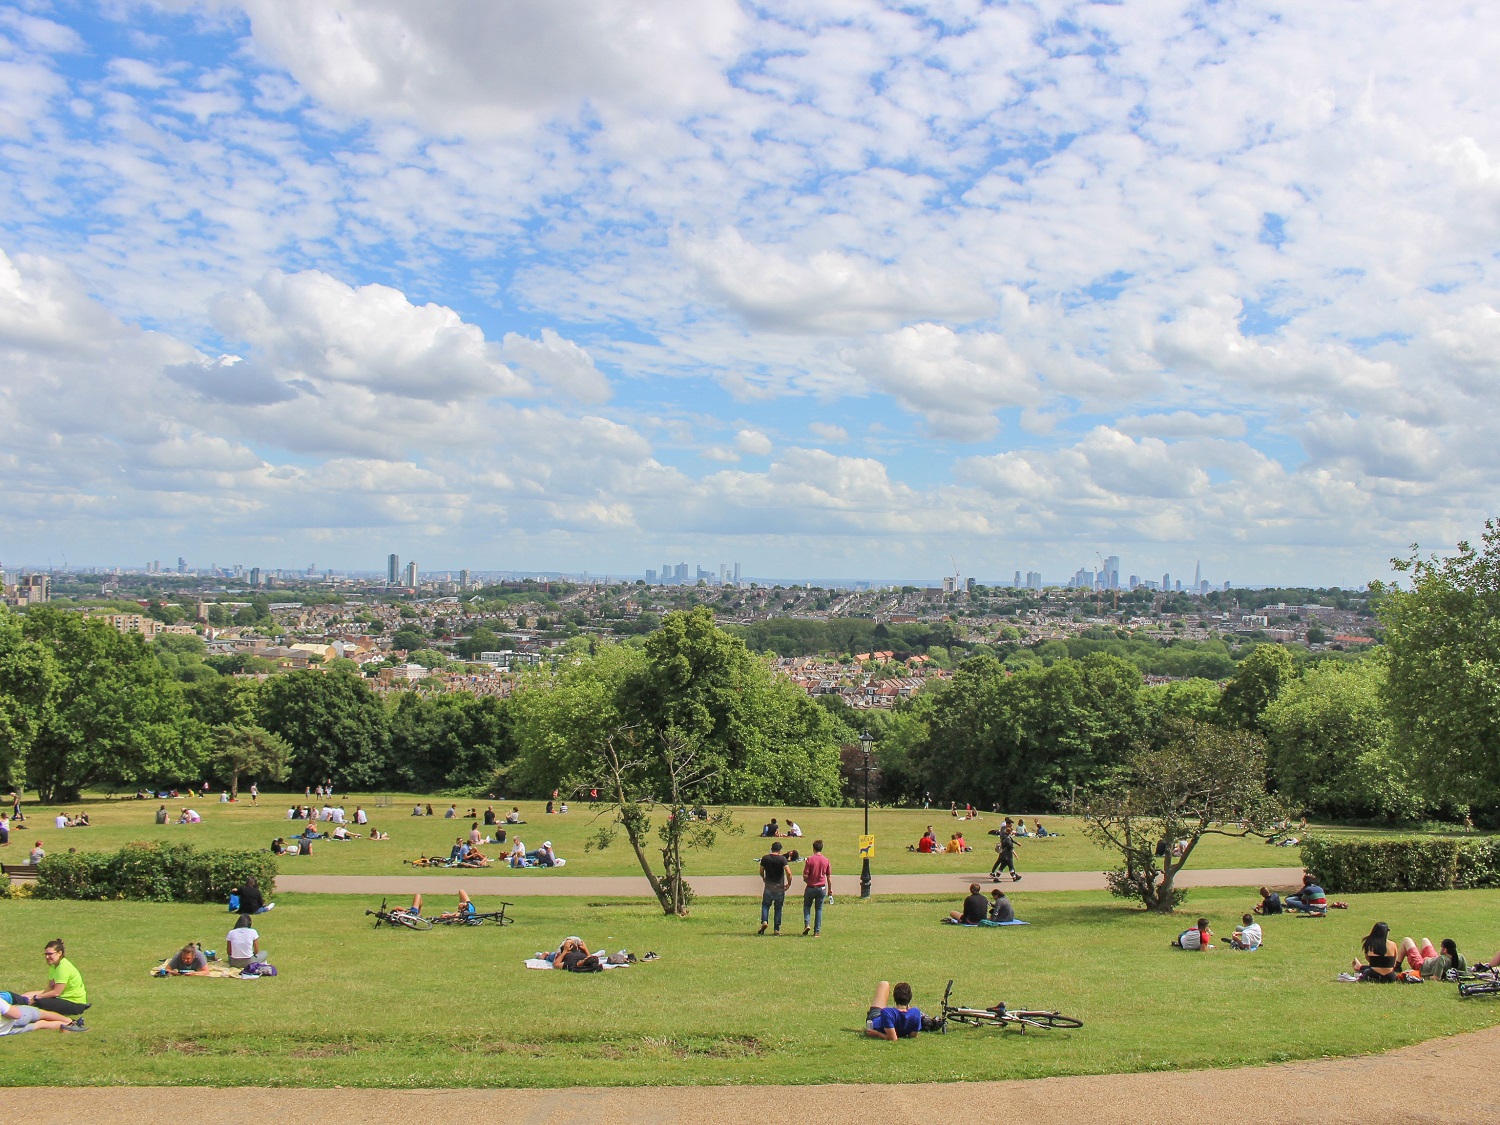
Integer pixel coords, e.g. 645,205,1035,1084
1300,836,1500,893
34,843,277,903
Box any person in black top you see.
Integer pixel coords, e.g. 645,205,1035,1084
948,883,989,925
1254,886,1282,915
757,842,791,935
483,806,497,826
236,876,266,916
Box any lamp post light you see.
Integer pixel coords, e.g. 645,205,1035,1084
859,728,874,898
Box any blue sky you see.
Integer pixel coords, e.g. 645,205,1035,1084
1,0,1496,585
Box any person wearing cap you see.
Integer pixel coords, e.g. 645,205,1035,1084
528,841,557,867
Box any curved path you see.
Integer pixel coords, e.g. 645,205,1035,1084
277,866,1306,897
16,1024,1500,1123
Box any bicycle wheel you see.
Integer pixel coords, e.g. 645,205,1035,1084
1459,982,1500,998
1010,1010,1083,1029
395,913,433,930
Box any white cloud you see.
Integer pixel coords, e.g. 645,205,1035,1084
501,328,611,404
734,428,772,456
808,422,848,443
1116,412,1248,439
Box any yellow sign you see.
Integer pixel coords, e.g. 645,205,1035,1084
858,834,876,859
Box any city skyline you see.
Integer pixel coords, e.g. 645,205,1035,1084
2,5,1496,586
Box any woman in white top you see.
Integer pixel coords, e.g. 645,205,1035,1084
508,839,527,866
225,914,264,968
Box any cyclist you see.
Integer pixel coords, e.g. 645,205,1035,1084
434,890,477,923
865,981,922,1040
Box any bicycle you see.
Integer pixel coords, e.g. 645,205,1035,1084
365,898,434,930
1452,968,1500,997
429,902,515,927
935,979,1083,1032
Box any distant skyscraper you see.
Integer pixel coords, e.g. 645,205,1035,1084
1104,555,1120,590
645,569,657,584
387,553,400,584
1193,561,1201,591
1128,574,1139,590
1013,570,1021,588
249,567,262,587
674,563,688,582
404,560,418,586
459,569,470,589
177,556,186,574
734,562,741,585
1162,572,1170,591
1026,570,1042,590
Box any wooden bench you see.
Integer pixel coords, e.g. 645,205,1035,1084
2,863,40,883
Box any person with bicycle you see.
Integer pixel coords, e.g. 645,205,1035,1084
433,890,477,924
865,981,922,1040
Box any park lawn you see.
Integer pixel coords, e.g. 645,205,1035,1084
9,795,1457,880
3,887,1500,1087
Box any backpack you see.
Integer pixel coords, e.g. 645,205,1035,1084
227,893,240,912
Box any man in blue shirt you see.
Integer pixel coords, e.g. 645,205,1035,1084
865,981,922,1040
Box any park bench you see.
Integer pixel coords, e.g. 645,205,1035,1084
3,863,40,883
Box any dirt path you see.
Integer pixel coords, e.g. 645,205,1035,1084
276,866,1306,897
15,1023,1500,1123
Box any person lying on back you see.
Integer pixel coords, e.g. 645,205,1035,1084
865,981,922,1040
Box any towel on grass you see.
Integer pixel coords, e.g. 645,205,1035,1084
942,918,1030,927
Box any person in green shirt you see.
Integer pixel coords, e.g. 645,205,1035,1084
15,939,90,1019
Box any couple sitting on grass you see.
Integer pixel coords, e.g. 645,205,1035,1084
1346,923,1466,982
1172,916,1263,951
944,884,1016,925
1,939,89,1035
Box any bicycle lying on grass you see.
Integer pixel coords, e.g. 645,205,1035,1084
430,902,515,927
1451,968,1500,998
934,979,1083,1032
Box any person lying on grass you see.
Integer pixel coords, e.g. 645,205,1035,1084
1173,918,1213,950
164,943,213,975
0,996,86,1035
1351,922,1399,982
948,883,989,925
1400,937,1465,979
553,937,604,972
330,825,360,840
434,890,477,923
864,981,922,1040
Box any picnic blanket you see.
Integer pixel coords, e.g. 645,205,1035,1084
943,918,1030,927
523,956,627,971
149,959,259,978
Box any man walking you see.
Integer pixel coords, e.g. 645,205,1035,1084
991,820,1021,882
757,842,791,935
802,839,832,936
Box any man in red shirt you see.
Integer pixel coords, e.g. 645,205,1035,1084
801,839,832,936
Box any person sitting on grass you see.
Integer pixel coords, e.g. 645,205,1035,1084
369,829,389,841
508,839,528,866
458,846,489,868
1230,915,1263,950
225,915,264,969
1286,875,1327,914
1173,918,1214,950
1400,936,1465,979
864,981,922,1040
29,840,44,864
0,995,86,1034
945,833,962,854
529,841,558,867
155,804,169,825
300,823,328,840
1351,922,1399,982
330,824,360,841
484,805,497,826
403,894,424,918
164,943,211,975
74,812,90,826
236,876,273,915
916,828,937,853
11,939,90,1018
469,822,484,847
1254,886,1283,915
947,883,989,925
506,807,523,824
988,888,1015,923
411,803,423,816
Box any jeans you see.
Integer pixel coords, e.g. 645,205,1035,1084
1286,897,1323,913
761,886,785,930
803,885,827,933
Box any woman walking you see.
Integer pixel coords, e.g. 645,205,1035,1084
991,821,1021,882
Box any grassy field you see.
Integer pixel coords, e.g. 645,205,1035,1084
7,794,1468,880
3,887,1500,1087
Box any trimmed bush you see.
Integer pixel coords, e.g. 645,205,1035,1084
1300,835,1500,894
34,842,277,903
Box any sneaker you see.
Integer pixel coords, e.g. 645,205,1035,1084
803,926,811,936
63,1020,87,1032
772,930,781,936
757,923,767,936
1012,874,1022,881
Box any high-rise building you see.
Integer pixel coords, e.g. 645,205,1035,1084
1013,570,1021,588
249,567,262,587
673,563,688,582
1193,560,1201,591
1026,570,1042,590
387,554,400,585
404,560,418,587
177,556,186,574
1128,574,1140,590
1162,572,1170,591
733,562,741,585
459,569,470,589
1104,556,1120,590
645,569,657,584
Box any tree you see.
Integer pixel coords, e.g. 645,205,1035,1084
1261,658,1418,821
257,666,391,789
0,611,53,791
1379,521,1500,811
1073,721,1284,912
583,726,737,916
210,724,291,799
1218,644,1294,730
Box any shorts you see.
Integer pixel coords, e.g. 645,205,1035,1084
0,1005,41,1035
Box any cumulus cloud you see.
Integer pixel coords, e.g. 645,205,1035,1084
808,422,848,443
734,428,772,456
1116,412,1248,439
501,328,611,403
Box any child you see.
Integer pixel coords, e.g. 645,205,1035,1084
1173,917,1213,950
1230,914,1262,950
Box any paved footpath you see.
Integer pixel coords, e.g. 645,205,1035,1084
278,866,1306,897
16,1024,1500,1124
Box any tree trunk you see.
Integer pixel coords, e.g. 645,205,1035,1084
229,767,240,801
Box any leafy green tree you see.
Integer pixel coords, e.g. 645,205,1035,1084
387,692,518,791
1261,658,1417,821
1140,678,1223,730
0,611,53,790
1075,721,1285,912
205,604,231,626
14,608,203,800
257,666,391,789
451,626,502,659
1379,520,1500,810
509,644,643,796
1219,644,1294,730
210,724,291,799
391,627,426,652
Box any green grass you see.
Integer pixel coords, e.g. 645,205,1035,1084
3,887,1500,1086
12,795,1463,881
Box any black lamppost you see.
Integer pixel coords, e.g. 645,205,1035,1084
859,729,874,898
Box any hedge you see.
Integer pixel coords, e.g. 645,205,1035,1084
33,842,277,903
1300,835,1500,894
